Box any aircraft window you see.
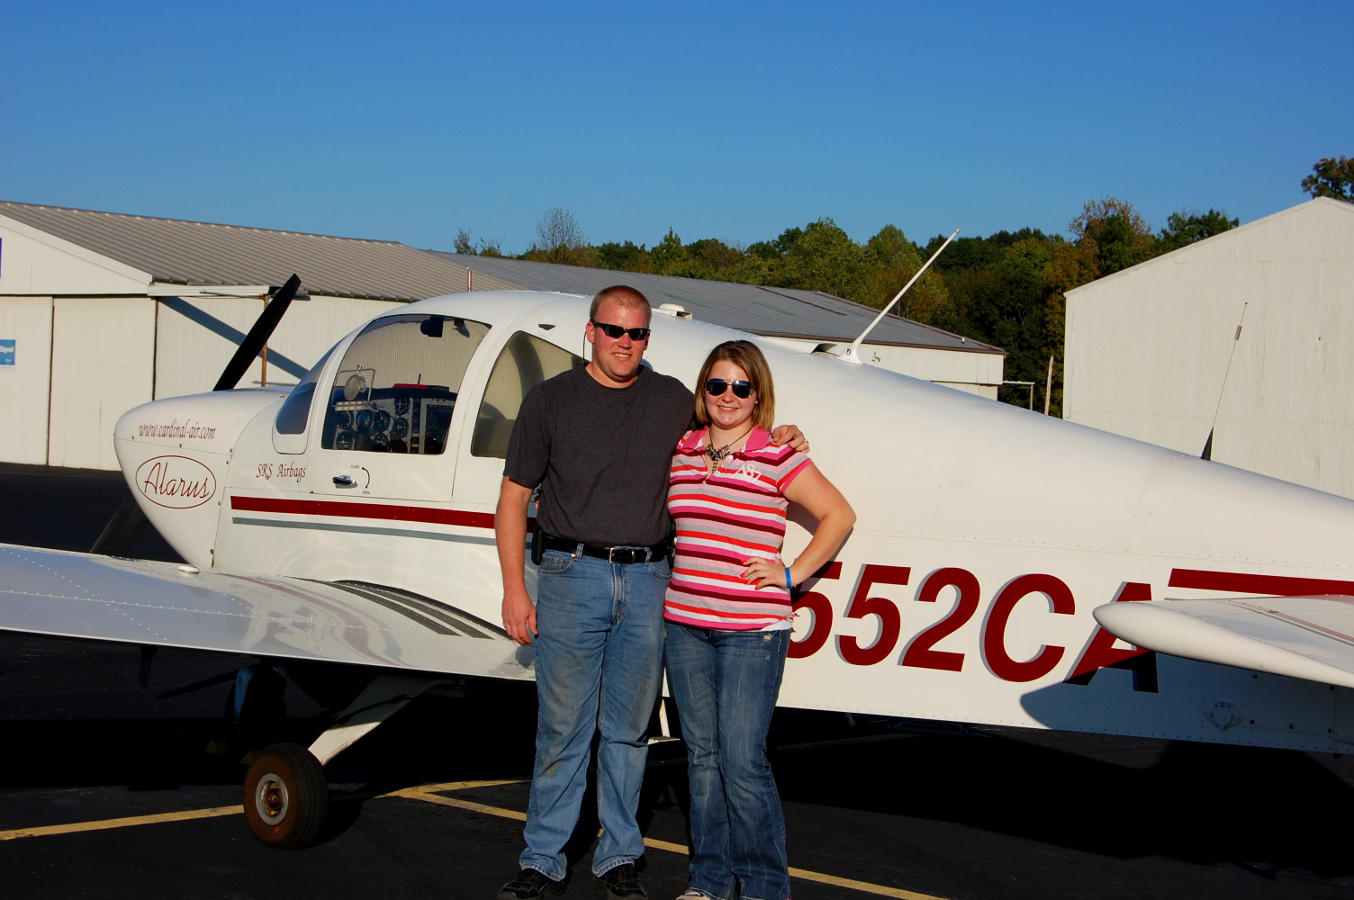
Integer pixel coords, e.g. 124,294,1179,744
322,314,490,454
274,344,337,435
472,331,583,458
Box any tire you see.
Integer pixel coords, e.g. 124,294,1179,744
243,742,329,849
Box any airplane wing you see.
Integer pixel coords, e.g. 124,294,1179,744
1093,595,1354,689
0,543,532,681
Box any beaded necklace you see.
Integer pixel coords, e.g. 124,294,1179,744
704,425,754,466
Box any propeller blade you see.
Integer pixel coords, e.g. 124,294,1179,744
92,275,302,555
213,274,302,391
90,492,151,556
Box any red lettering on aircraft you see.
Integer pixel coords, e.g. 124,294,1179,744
982,574,1074,682
789,564,1147,687
1065,581,1158,692
136,456,217,509
902,567,981,672
788,562,841,660
837,564,910,665
1169,568,1354,597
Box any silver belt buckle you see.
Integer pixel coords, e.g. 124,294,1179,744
609,546,646,564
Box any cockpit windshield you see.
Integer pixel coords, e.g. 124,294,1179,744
318,314,490,454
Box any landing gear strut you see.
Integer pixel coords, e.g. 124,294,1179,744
240,672,443,849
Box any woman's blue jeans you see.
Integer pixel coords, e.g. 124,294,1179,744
519,550,668,880
665,621,791,900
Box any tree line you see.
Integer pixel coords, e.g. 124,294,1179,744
454,156,1351,414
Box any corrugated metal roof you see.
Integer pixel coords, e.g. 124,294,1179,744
0,200,999,353
427,252,999,352
0,201,501,301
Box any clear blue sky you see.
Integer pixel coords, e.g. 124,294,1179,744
3,0,1350,255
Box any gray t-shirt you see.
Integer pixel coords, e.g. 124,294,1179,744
504,364,694,547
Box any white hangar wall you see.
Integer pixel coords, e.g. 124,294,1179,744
0,215,149,296
50,298,156,469
152,293,403,399
0,216,158,469
1064,198,1354,498
0,295,54,464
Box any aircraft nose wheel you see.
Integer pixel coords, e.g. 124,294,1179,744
243,742,329,849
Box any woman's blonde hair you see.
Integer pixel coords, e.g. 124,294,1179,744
694,340,775,430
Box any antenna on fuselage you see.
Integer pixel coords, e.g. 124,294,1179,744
1201,301,1248,461
838,228,959,365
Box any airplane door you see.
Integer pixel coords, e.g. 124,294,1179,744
307,313,492,501
451,328,584,506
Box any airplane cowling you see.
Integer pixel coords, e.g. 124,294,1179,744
113,389,288,567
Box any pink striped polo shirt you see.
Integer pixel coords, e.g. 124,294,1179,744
664,425,811,631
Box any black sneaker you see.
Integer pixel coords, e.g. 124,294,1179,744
596,863,646,899
498,868,565,900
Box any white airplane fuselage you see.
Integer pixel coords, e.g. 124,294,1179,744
111,290,1354,753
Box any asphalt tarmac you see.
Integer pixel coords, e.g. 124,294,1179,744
1,462,1352,899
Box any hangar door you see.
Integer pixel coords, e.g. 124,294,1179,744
49,298,155,470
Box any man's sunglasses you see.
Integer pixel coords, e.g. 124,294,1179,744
705,378,754,399
591,320,651,341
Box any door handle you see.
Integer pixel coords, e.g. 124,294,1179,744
332,474,355,487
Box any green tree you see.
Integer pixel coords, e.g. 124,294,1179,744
1156,208,1239,252
1069,198,1154,276
863,225,948,320
685,238,744,278
1301,156,1354,202
649,228,689,275
594,241,651,272
967,237,1056,406
451,228,504,257
526,206,593,265
779,219,870,301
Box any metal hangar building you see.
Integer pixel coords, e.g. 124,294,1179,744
1063,197,1354,498
0,201,1005,469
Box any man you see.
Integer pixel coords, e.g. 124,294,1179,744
495,286,802,900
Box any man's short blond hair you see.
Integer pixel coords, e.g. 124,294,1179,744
590,285,652,323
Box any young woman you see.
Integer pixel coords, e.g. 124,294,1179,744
664,340,855,900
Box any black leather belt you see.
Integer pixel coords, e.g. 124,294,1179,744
541,535,670,564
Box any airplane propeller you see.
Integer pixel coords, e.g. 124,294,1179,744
91,274,303,556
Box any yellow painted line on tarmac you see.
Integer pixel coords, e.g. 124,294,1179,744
398,784,950,900
0,780,523,842
0,780,949,900
388,778,527,794
785,865,950,900
0,805,243,841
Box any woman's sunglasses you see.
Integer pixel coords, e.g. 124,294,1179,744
705,378,753,399
591,320,651,341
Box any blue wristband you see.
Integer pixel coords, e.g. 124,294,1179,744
785,566,793,592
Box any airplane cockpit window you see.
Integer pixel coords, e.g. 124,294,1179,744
274,345,337,435
322,314,490,454
472,331,583,458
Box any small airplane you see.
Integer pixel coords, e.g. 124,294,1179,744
4,275,1354,850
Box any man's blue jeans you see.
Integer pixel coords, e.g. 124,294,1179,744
665,622,791,900
519,549,668,880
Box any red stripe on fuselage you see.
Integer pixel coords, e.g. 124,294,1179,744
231,495,495,530
1169,568,1354,597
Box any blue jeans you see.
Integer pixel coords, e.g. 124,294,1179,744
520,550,669,879
665,622,791,900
